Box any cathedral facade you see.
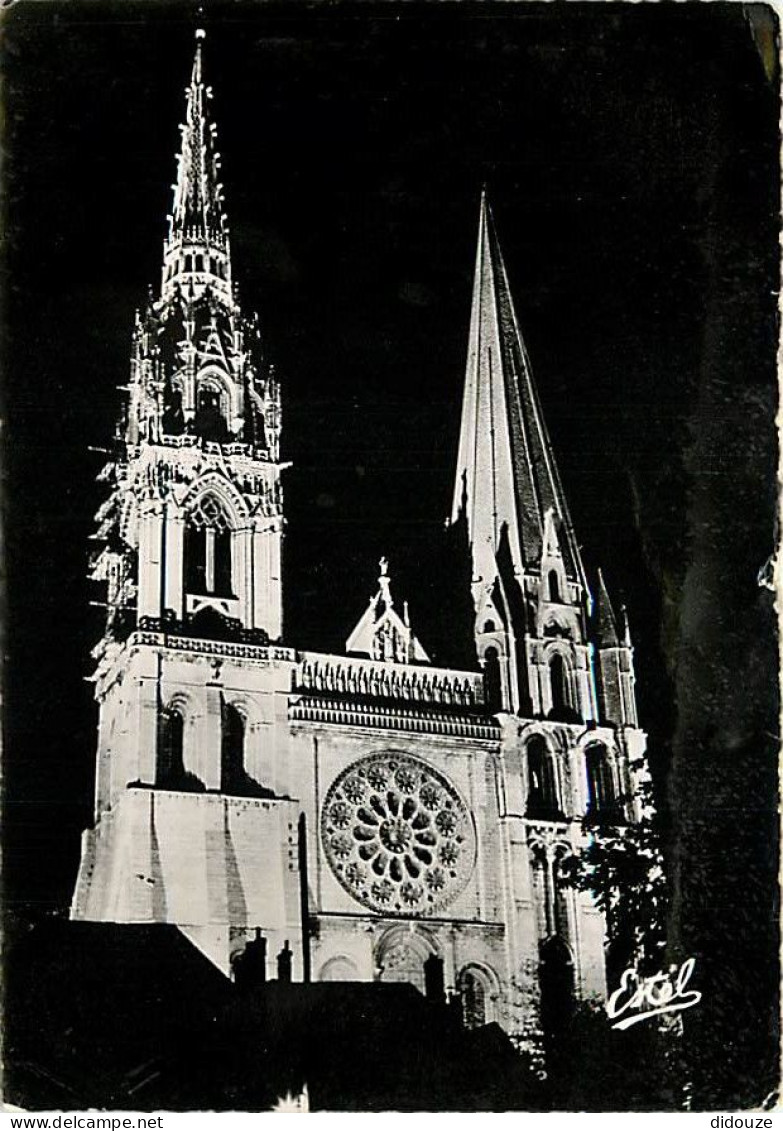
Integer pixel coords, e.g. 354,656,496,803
71,32,649,1047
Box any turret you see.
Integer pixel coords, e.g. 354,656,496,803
593,570,639,728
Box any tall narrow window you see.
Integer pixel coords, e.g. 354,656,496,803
483,646,502,711
526,736,559,818
458,968,488,1029
184,495,234,598
158,706,184,786
548,570,561,602
549,654,570,719
222,703,246,793
214,529,233,597
586,743,615,817
539,937,575,1043
194,386,228,442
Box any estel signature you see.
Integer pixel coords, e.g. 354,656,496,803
606,957,702,1030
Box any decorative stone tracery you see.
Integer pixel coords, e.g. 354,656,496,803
322,753,476,916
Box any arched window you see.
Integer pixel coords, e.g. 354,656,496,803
526,735,560,818
483,619,496,633
162,388,185,436
549,653,571,719
457,967,489,1029
222,703,246,793
548,570,561,602
585,743,615,817
194,385,228,442
483,646,502,711
158,706,184,786
184,494,234,598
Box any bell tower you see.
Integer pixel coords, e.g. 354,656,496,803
108,29,283,644
449,194,650,1010
451,192,597,725
71,32,300,974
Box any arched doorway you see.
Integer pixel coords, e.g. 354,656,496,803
375,926,437,994
318,956,359,982
539,936,575,1041
456,965,496,1029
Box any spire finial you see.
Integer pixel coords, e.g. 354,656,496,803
161,30,233,304
378,556,393,609
594,569,619,647
621,604,633,647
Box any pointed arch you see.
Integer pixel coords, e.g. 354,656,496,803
182,476,246,603
157,704,184,785
184,492,234,597
482,645,503,711
375,924,440,994
525,734,561,819
546,647,578,721
539,936,575,1040
193,366,237,441
181,470,250,525
221,701,246,793
585,742,616,818
456,962,499,1029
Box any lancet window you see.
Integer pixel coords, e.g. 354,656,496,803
549,653,571,719
184,494,234,598
457,967,491,1029
221,702,246,793
194,385,228,442
483,646,502,711
526,735,561,819
158,706,185,786
585,743,615,818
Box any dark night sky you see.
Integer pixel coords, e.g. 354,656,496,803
2,0,779,1106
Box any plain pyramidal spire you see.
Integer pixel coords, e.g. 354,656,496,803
594,568,620,647
451,191,587,593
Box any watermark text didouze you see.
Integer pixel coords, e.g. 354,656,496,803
606,956,701,1030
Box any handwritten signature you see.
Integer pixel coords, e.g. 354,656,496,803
606,957,702,1030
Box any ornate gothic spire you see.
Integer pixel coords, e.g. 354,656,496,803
451,191,587,594
161,29,232,305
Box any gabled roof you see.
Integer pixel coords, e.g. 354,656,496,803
346,558,430,664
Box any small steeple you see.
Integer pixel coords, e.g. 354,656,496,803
450,192,587,595
161,30,232,305
346,558,430,665
620,604,633,648
594,569,620,647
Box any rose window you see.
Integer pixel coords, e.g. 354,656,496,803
321,753,476,916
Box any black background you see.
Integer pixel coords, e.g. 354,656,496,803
3,0,779,1108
